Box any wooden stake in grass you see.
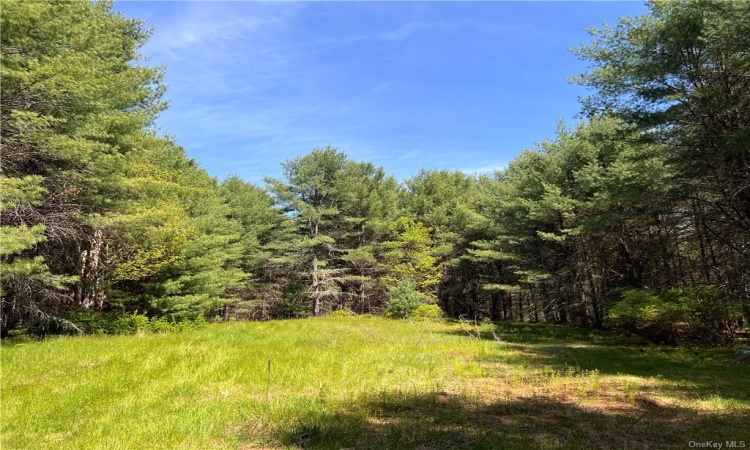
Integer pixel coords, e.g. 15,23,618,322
625,410,649,433
266,359,272,409
626,397,660,432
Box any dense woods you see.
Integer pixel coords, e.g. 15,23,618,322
1,0,748,345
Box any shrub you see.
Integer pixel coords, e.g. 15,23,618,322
385,281,424,318
605,287,740,344
126,313,151,334
147,317,178,333
410,304,444,319
178,314,207,331
61,308,112,335
4,309,208,339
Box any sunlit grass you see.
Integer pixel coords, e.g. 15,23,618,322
2,317,748,449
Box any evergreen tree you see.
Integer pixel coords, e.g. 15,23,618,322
402,170,493,318
573,0,750,318
112,140,245,318
218,176,291,319
265,147,399,316
1,0,164,331
1,1,245,329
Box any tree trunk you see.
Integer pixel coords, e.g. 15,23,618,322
312,255,321,317
586,265,602,327
78,229,106,310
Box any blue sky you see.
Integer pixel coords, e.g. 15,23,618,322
113,1,648,183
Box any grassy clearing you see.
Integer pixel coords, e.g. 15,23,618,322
2,317,749,449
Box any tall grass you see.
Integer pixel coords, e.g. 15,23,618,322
2,317,748,449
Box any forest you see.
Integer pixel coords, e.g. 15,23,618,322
1,0,749,346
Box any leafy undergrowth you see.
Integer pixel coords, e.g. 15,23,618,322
2,317,748,449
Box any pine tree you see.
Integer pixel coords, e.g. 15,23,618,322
265,147,400,316
1,0,165,331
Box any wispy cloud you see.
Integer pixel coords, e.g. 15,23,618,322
115,0,605,183
144,2,302,57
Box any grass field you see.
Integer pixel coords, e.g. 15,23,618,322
2,316,749,449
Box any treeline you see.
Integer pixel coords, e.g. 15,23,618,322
1,1,748,344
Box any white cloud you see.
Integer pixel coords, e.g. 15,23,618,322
144,2,301,56
130,2,525,182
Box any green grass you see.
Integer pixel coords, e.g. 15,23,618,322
2,317,749,449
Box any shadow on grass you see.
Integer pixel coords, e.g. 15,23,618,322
442,323,750,403
259,390,748,450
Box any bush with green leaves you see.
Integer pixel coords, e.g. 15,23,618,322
385,281,424,318
58,308,142,335
409,304,444,319
605,287,740,344
5,308,208,338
